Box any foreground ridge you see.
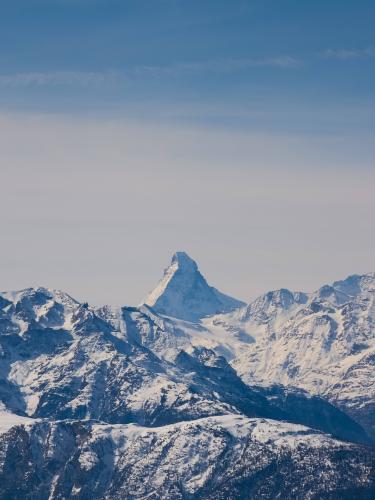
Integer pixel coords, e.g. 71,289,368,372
1,413,374,499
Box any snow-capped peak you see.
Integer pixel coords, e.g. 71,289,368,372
313,272,375,305
171,251,198,271
143,251,246,322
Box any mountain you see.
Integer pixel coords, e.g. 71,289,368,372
1,414,374,500
142,260,375,442
143,252,246,322
1,262,375,498
0,288,237,426
0,287,365,442
202,273,375,441
142,262,375,442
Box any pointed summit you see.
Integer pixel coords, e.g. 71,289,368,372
143,252,246,322
171,251,198,271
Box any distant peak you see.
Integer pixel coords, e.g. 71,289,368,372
171,251,198,271
143,252,246,322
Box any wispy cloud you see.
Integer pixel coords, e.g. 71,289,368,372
0,58,300,89
322,47,375,60
0,70,121,87
0,55,301,90
133,56,302,77
4,49,370,90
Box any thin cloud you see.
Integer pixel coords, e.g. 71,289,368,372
322,47,375,60
0,58,300,88
134,56,302,77
0,70,121,87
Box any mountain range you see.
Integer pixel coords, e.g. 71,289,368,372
0,252,374,499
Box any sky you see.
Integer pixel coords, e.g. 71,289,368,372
0,0,374,306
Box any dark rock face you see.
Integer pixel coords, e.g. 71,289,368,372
254,384,371,445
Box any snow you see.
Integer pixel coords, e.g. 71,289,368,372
249,419,347,450
91,414,348,464
0,406,36,435
1,265,374,440
179,273,375,428
0,412,371,498
143,252,245,322
0,268,374,497
78,451,99,471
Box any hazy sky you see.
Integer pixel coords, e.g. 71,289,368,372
0,1,374,305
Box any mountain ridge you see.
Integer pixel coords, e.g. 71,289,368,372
1,255,375,498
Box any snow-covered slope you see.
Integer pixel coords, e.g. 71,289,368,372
1,413,374,499
199,273,375,440
1,262,375,498
144,252,245,321
1,287,365,442
0,288,240,426
141,260,375,442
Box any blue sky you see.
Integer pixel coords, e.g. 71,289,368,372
1,1,374,305
1,0,374,131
